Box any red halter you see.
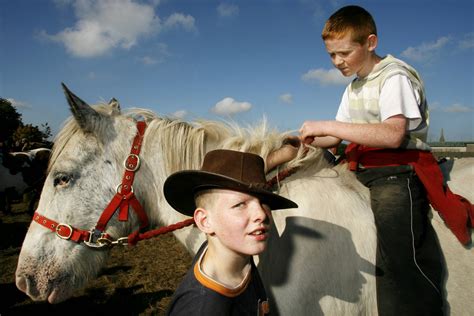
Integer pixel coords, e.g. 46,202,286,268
33,120,151,248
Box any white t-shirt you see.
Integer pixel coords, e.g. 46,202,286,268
336,74,423,131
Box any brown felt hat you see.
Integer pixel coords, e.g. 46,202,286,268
163,149,298,216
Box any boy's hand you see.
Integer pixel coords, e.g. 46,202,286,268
282,135,301,148
299,121,324,145
298,121,341,148
302,136,315,145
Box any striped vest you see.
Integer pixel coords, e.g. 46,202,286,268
347,55,430,150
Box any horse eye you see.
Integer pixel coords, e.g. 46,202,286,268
54,173,72,187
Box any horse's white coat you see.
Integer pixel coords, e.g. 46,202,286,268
15,95,473,315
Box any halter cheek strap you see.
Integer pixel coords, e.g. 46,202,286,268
95,121,149,232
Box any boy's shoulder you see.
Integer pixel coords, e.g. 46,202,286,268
167,241,233,315
167,274,233,315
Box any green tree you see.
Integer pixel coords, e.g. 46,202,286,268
0,98,23,147
13,123,52,150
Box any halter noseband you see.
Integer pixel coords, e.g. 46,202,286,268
33,120,149,248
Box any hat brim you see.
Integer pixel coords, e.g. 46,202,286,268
164,170,298,216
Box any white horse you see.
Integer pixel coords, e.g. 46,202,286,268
16,86,473,315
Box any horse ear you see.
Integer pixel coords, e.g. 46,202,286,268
61,83,106,134
108,98,121,115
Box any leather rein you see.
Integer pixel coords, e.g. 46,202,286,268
32,120,294,249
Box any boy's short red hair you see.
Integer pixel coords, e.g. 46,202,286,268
322,5,377,45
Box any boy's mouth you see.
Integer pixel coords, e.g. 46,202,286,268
249,227,269,236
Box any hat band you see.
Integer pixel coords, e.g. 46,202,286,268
192,183,273,196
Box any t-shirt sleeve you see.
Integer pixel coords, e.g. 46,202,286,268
335,86,351,122
379,74,422,130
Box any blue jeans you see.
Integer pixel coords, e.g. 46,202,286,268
356,165,444,316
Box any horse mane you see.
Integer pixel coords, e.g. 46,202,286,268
49,104,327,176
143,113,327,176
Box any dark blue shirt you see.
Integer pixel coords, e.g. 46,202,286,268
167,241,269,315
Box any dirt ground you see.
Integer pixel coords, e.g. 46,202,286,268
0,201,192,316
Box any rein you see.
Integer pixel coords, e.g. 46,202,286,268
32,121,296,248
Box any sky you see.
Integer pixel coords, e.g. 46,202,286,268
1,0,473,142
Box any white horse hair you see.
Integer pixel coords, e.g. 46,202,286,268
16,89,473,315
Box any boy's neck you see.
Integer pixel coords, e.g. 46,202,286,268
357,53,382,79
201,242,252,288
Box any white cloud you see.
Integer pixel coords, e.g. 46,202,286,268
443,104,473,113
430,102,473,113
429,101,441,111
138,43,171,65
7,98,31,109
44,0,196,58
140,56,159,65
171,110,188,119
212,97,252,116
279,93,293,104
401,36,450,62
459,32,474,50
301,68,352,85
217,3,239,17
163,13,197,33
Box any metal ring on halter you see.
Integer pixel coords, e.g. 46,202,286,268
56,223,73,240
116,183,134,194
123,154,140,172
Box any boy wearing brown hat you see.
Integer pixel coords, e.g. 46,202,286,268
164,149,297,316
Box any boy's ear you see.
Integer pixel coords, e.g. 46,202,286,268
194,208,214,234
367,34,378,51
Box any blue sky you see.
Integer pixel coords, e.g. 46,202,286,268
1,0,473,142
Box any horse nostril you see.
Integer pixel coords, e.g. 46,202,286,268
16,275,28,292
16,274,38,297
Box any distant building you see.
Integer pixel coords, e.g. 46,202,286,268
439,128,445,143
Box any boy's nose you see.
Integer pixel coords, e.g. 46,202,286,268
333,55,344,66
252,202,270,222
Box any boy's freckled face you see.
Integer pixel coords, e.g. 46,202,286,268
208,189,272,256
324,33,371,78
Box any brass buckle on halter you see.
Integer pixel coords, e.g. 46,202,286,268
124,154,141,172
56,223,73,240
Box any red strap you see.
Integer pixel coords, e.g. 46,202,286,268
95,121,149,233
95,194,125,231
127,218,196,246
345,143,473,245
33,212,91,243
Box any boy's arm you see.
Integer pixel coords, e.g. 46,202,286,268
310,135,341,148
300,115,407,149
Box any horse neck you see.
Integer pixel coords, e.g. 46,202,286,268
138,118,209,228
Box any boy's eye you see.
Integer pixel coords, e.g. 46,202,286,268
232,201,246,209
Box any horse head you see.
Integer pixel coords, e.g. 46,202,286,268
15,84,151,303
